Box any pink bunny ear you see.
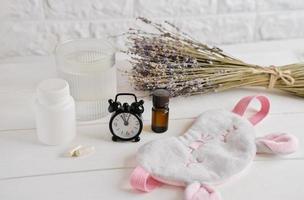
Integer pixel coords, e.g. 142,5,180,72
185,182,221,200
256,133,298,155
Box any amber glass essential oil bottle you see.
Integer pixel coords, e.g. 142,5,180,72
151,89,170,133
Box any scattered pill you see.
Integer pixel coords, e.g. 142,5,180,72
68,145,95,157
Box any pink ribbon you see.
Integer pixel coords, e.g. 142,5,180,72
232,95,270,126
130,166,162,192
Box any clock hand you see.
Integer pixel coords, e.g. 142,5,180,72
122,113,129,126
120,115,127,123
126,113,131,124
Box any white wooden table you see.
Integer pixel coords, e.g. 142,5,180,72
1,39,304,200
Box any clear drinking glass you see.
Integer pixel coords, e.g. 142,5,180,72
55,39,117,121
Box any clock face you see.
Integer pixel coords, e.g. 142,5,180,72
110,112,142,139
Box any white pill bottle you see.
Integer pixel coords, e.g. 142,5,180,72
34,79,76,145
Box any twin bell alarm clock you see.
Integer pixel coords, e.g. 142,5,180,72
108,93,144,142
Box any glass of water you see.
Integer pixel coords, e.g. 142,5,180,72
55,38,117,121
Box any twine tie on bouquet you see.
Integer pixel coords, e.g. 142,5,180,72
265,66,295,89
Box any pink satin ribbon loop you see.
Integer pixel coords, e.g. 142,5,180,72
232,95,270,126
130,166,161,192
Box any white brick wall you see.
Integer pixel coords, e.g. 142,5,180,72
1,0,304,58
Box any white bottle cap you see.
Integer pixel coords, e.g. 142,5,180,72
37,79,70,105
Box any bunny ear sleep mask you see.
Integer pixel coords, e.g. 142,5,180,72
129,96,298,200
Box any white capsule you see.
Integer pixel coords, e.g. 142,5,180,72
69,145,95,157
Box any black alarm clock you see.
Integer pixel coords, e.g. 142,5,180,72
108,93,144,142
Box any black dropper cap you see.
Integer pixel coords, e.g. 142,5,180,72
152,89,170,108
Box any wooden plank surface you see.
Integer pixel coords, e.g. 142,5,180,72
0,160,303,200
0,112,303,180
0,39,304,200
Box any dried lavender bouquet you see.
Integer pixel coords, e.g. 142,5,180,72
124,17,304,97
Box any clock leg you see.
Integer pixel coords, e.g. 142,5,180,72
133,136,140,142
112,136,118,142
